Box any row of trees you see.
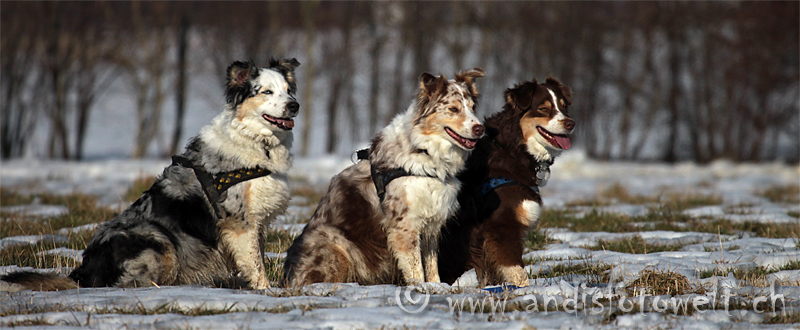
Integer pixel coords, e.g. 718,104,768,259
2,1,797,162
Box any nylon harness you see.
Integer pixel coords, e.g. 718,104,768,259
171,155,271,218
355,148,440,203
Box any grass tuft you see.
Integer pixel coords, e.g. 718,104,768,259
1,189,117,238
758,184,800,204
626,267,696,296
766,310,800,324
593,236,685,254
539,204,800,239
566,182,659,207
697,266,783,287
533,262,611,283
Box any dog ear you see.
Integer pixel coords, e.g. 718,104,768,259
227,61,254,87
225,60,256,107
414,73,448,123
546,77,572,106
269,58,301,92
504,80,537,112
455,68,486,100
418,72,448,100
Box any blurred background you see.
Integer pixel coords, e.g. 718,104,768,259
2,1,798,162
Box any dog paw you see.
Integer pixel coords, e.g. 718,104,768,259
411,282,452,295
404,278,423,286
259,128,275,137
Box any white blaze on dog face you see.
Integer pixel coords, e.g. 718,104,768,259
225,59,300,135
518,80,574,161
415,69,485,151
237,69,298,131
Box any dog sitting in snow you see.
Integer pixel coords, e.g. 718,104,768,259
2,58,300,290
438,78,574,287
283,69,485,286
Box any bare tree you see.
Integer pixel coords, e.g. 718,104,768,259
118,1,171,159
299,1,319,156
169,13,190,156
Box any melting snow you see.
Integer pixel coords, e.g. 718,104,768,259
1,152,798,328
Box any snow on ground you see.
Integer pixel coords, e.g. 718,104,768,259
1,151,799,329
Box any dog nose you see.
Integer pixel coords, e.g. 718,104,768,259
286,101,299,115
563,119,575,131
472,124,485,137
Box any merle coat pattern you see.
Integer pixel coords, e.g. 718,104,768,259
2,58,300,291
284,69,486,287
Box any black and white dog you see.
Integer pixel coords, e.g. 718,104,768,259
2,58,300,290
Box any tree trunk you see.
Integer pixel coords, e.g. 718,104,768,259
170,14,190,156
299,1,319,156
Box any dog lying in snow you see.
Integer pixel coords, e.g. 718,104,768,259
283,69,486,286
2,58,300,290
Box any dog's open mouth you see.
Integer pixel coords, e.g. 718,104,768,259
263,114,295,130
445,127,478,149
537,126,571,150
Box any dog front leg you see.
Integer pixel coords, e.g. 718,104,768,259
421,231,441,283
219,219,270,289
386,223,424,285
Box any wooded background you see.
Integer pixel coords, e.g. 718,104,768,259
2,1,797,162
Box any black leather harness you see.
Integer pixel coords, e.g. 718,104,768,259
171,155,271,218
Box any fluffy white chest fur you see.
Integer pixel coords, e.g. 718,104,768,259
383,175,460,228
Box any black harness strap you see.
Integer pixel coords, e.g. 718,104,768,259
355,148,437,203
171,155,271,218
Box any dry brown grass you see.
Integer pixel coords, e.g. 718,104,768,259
593,236,685,254
532,262,612,283
625,267,697,296
1,189,116,239
123,175,158,202
766,310,800,324
566,183,659,207
759,184,800,204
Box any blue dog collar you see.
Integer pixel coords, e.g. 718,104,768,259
480,177,518,196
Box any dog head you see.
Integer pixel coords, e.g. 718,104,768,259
503,77,574,161
412,68,486,151
225,58,301,133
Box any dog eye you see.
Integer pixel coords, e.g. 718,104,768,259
538,107,548,112
448,107,459,113
262,90,273,95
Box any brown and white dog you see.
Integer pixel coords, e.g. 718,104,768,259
438,78,574,287
284,69,485,286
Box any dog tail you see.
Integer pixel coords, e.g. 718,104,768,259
1,271,79,292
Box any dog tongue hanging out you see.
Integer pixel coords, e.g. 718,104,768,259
438,77,575,287
284,68,486,287
519,79,575,162
1,58,301,291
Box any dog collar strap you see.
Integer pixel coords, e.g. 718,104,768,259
481,176,541,197
481,177,523,196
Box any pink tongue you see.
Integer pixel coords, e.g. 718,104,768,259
281,119,295,129
554,135,571,150
464,139,476,149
